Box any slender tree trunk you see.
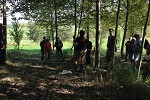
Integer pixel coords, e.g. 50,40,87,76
86,0,90,39
94,0,100,69
74,0,77,38
3,0,7,62
137,0,150,78
78,0,85,35
50,11,54,50
121,0,129,60
112,0,121,68
55,1,58,40
86,14,90,39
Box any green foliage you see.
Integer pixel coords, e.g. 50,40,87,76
27,21,46,42
9,17,24,49
112,64,138,86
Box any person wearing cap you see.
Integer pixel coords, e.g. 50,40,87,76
132,33,142,68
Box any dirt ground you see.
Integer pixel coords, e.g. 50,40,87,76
0,50,149,100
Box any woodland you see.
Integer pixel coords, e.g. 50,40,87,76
0,0,150,100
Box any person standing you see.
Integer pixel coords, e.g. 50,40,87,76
106,28,116,63
40,37,46,60
86,38,92,65
132,33,142,69
73,30,87,72
125,37,135,63
54,37,64,61
44,39,52,64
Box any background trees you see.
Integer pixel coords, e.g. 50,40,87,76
9,17,24,49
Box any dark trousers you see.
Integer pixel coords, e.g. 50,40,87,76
41,51,44,60
56,49,64,61
125,51,133,63
86,50,91,65
106,49,114,63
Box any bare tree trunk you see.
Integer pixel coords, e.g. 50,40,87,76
78,0,85,35
112,0,121,68
74,0,77,38
121,0,129,60
3,0,7,63
86,14,90,39
137,0,150,78
86,0,90,39
50,12,54,50
55,1,58,40
94,0,101,69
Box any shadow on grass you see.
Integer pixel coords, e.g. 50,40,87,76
0,49,149,100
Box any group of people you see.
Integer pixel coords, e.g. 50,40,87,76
40,30,93,73
40,36,64,63
106,28,150,69
0,23,6,65
125,33,143,68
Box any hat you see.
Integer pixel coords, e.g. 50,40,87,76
133,33,140,37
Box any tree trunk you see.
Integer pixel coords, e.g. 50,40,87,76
121,0,129,60
112,0,121,68
3,0,7,63
137,0,150,78
86,0,90,39
51,11,54,50
94,0,100,69
74,0,77,38
78,0,85,35
55,1,58,40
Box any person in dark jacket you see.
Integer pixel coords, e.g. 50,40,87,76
73,30,87,72
125,37,135,63
106,28,116,63
40,37,46,60
54,37,64,61
86,38,92,65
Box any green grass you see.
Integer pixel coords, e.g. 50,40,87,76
7,39,73,50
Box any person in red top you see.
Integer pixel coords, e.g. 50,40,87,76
44,39,52,64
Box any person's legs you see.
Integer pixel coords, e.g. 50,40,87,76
60,49,65,61
73,51,79,71
45,52,48,63
86,50,91,65
106,49,111,63
79,50,86,72
41,51,44,60
48,51,51,63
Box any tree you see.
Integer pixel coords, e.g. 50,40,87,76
120,0,129,59
137,0,150,78
94,0,101,69
10,17,24,49
112,0,121,68
27,21,45,42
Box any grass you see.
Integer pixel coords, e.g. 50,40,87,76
1,38,149,100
